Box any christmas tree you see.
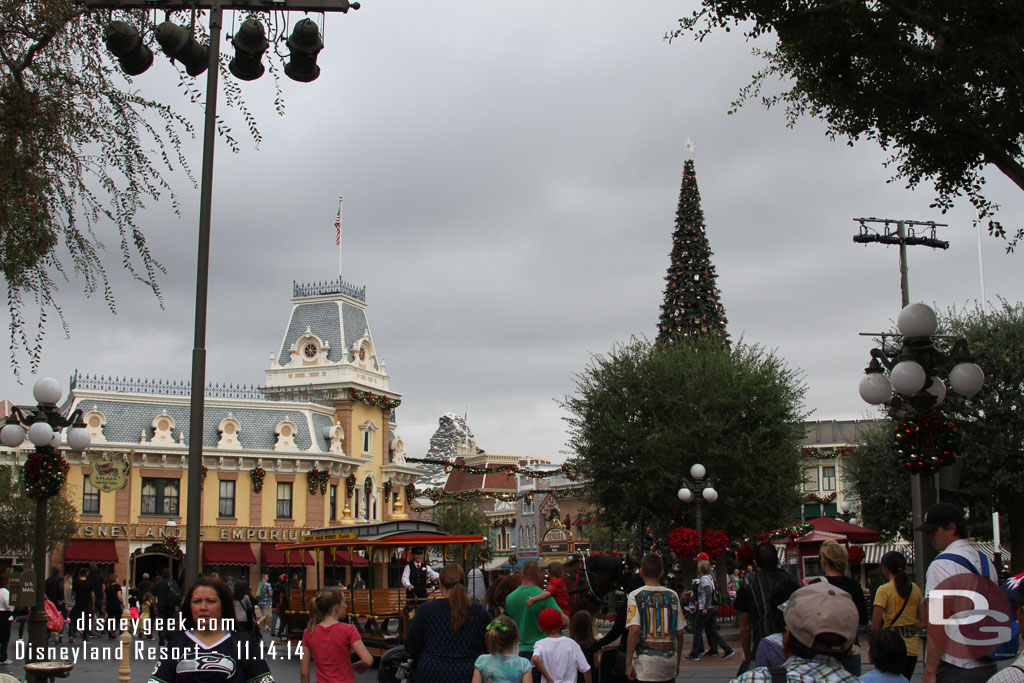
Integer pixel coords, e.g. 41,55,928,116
656,157,729,348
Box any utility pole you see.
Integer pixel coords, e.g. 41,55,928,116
853,217,949,583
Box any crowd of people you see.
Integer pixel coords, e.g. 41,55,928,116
4,501,1024,682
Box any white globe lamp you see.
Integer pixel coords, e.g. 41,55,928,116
48,430,62,449
32,377,62,405
67,427,92,452
925,377,947,405
841,500,852,514
890,360,927,394
689,464,706,480
703,487,718,503
0,423,26,447
677,487,694,503
897,303,938,338
27,421,54,447
949,363,985,397
859,372,892,404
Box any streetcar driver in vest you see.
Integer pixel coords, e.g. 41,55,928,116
401,547,439,599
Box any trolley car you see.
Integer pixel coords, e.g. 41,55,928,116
274,520,485,657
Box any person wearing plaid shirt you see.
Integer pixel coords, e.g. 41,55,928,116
254,573,273,630
732,582,861,683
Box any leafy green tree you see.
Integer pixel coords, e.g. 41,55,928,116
939,299,1024,571
844,422,912,541
433,500,488,565
563,337,806,551
1,1,270,376
671,2,1024,250
0,464,78,557
657,159,729,348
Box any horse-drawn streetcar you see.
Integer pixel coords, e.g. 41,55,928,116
274,520,484,657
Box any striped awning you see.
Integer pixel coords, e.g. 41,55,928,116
859,542,1009,567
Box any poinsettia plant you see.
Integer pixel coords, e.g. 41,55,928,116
847,545,866,566
668,526,730,559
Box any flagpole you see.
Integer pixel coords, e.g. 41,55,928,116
342,192,350,278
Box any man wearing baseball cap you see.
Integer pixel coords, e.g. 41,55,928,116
917,502,998,683
731,581,861,682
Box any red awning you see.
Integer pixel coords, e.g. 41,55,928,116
202,542,257,566
63,540,118,563
807,516,881,543
261,543,314,566
322,550,369,567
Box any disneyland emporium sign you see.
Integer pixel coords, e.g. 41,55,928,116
77,523,307,541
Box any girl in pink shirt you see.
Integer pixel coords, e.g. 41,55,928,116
300,587,373,683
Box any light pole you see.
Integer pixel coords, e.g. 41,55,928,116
677,464,718,554
166,518,178,581
81,0,361,586
1,378,92,682
836,500,859,526
858,301,984,581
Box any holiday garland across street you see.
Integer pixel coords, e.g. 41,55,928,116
405,457,579,480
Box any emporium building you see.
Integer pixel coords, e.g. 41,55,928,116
0,277,422,589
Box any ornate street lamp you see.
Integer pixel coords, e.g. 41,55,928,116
859,301,983,579
1,377,91,681
836,500,859,526
677,464,718,554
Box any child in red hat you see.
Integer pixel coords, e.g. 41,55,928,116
532,608,591,683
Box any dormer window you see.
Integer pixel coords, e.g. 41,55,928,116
303,341,319,359
359,421,378,456
275,419,298,450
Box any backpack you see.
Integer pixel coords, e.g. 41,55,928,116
167,580,182,609
44,599,63,633
254,582,265,600
935,550,1020,661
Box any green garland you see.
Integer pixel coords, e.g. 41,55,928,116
347,475,356,497
405,483,416,501
364,477,373,494
307,468,322,495
250,466,266,493
383,481,393,500
201,466,208,488
406,457,580,480
411,485,586,510
805,492,836,503
349,389,401,409
802,447,853,459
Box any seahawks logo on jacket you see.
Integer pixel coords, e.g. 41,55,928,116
177,652,236,676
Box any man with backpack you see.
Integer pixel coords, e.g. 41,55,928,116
152,568,180,646
735,543,800,675
254,573,272,630
919,502,1003,683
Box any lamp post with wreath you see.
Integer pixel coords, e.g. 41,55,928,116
1,378,92,681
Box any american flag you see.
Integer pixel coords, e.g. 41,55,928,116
335,210,341,245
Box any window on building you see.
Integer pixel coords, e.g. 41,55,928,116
277,482,293,519
803,466,819,492
522,498,534,515
822,466,837,491
82,475,100,514
363,429,371,454
803,503,821,519
141,478,179,515
330,485,338,521
218,480,235,518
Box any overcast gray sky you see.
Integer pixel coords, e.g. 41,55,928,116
5,1,1023,463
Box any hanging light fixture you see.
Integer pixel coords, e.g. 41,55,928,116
103,21,154,76
229,18,269,81
284,18,324,82
155,21,208,76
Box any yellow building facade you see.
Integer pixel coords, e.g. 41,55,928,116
1,277,421,588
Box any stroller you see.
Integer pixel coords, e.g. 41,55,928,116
378,646,415,683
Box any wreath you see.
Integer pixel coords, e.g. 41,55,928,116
24,451,70,500
307,468,322,495
896,411,958,472
250,466,266,494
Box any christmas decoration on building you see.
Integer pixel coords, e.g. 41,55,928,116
406,457,579,480
405,483,416,502
200,466,207,488
383,481,393,500
346,474,356,497
250,466,266,493
656,156,730,348
349,388,401,409
805,492,837,503
24,450,70,500
802,447,854,459
894,411,958,472
364,477,373,495
162,535,180,555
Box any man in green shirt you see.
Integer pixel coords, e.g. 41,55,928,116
506,561,568,659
